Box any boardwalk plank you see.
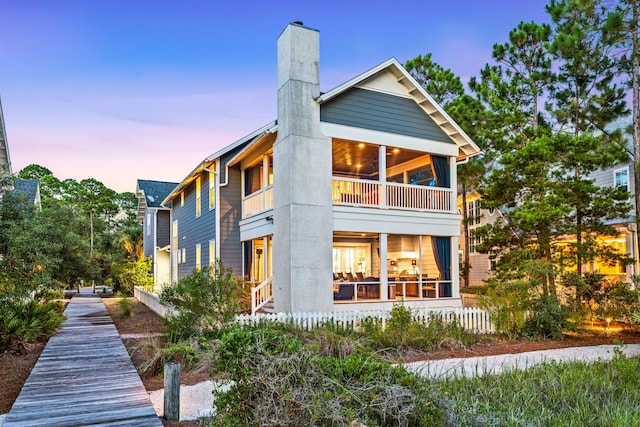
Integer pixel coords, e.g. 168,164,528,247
3,295,163,427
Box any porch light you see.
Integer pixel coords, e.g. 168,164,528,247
358,143,365,148
393,148,400,154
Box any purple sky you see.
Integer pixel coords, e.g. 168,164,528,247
2,0,550,193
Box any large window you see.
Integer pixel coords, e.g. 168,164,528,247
209,240,216,268
196,244,201,271
333,245,369,275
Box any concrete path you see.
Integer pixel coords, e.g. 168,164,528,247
2,294,162,427
404,343,640,379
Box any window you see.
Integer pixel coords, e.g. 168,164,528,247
182,248,186,264
196,177,201,217
209,240,216,269
209,171,215,210
467,199,481,225
469,234,482,253
146,213,151,236
196,244,201,271
614,167,629,191
172,220,180,265
180,191,184,207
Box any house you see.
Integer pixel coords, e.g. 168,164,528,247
136,179,179,289
458,193,505,287
0,96,10,175
461,116,638,286
160,22,480,313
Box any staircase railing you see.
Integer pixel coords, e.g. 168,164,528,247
251,277,273,315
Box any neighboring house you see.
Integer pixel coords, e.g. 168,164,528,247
161,22,480,313
461,116,637,286
13,178,42,211
136,179,179,288
458,193,505,287
0,96,11,175
579,116,637,282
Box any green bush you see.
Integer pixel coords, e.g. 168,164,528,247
117,297,133,318
479,279,531,337
207,324,445,427
0,299,65,354
521,295,573,339
160,261,241,340
361,304,476,353
110,257,153,296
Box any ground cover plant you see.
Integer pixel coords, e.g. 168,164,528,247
436,344,640,426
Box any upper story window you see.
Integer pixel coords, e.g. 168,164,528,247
614,167,629,192
172,220,178,252
468,199,481,226
196,244,201,271
209,171,215,210
196,176,202,217
180,191,184,207
146,213,151,236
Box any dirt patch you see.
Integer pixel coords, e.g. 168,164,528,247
0,342,45,413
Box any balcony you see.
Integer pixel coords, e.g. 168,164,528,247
332,177,452,212
242,185,274,218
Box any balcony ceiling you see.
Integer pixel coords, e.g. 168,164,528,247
332,138,424,178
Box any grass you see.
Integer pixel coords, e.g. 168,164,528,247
436,346,640,426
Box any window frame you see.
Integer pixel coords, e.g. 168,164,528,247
614,166,629,192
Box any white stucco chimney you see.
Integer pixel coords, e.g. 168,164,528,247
272,22,333,313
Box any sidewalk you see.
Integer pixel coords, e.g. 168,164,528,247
2,294,162,427
404,343,640,379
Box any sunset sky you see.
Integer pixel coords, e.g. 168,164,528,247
2,0,551,193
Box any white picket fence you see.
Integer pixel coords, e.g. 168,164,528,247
235,307,495,334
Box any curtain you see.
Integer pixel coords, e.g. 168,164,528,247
431,236,452,297
430,156,450,188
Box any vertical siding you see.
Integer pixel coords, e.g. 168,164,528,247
219,155,243,275
320,87,453,143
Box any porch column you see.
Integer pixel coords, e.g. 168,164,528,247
380,233,388,300
451,236,460,298
379,145,386,208
449,156,457,213
263,236,269,280
262,155,269,209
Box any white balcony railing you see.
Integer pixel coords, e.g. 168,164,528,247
242,185,274,219
332,177,452,212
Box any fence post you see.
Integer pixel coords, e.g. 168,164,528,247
164,362,180,421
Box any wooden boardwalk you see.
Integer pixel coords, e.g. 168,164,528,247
3,294,163,427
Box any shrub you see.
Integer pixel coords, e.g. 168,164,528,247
207,324,445,427
521,295,573,339
160,261,240,340
0,299,65,354
117,297,133,318
110,257,153,296
479,279,531,337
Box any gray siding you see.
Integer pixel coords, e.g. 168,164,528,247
219,153,243,276
590,159,635,224
172,173,216,280
320,87,453,143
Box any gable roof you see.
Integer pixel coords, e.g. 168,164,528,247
0,96,12,175
161,121,277,206
13,178,41,210
136,179,179,221
316,58,480,161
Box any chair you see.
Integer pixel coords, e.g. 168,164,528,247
346,272,356,282
356,272,365,282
